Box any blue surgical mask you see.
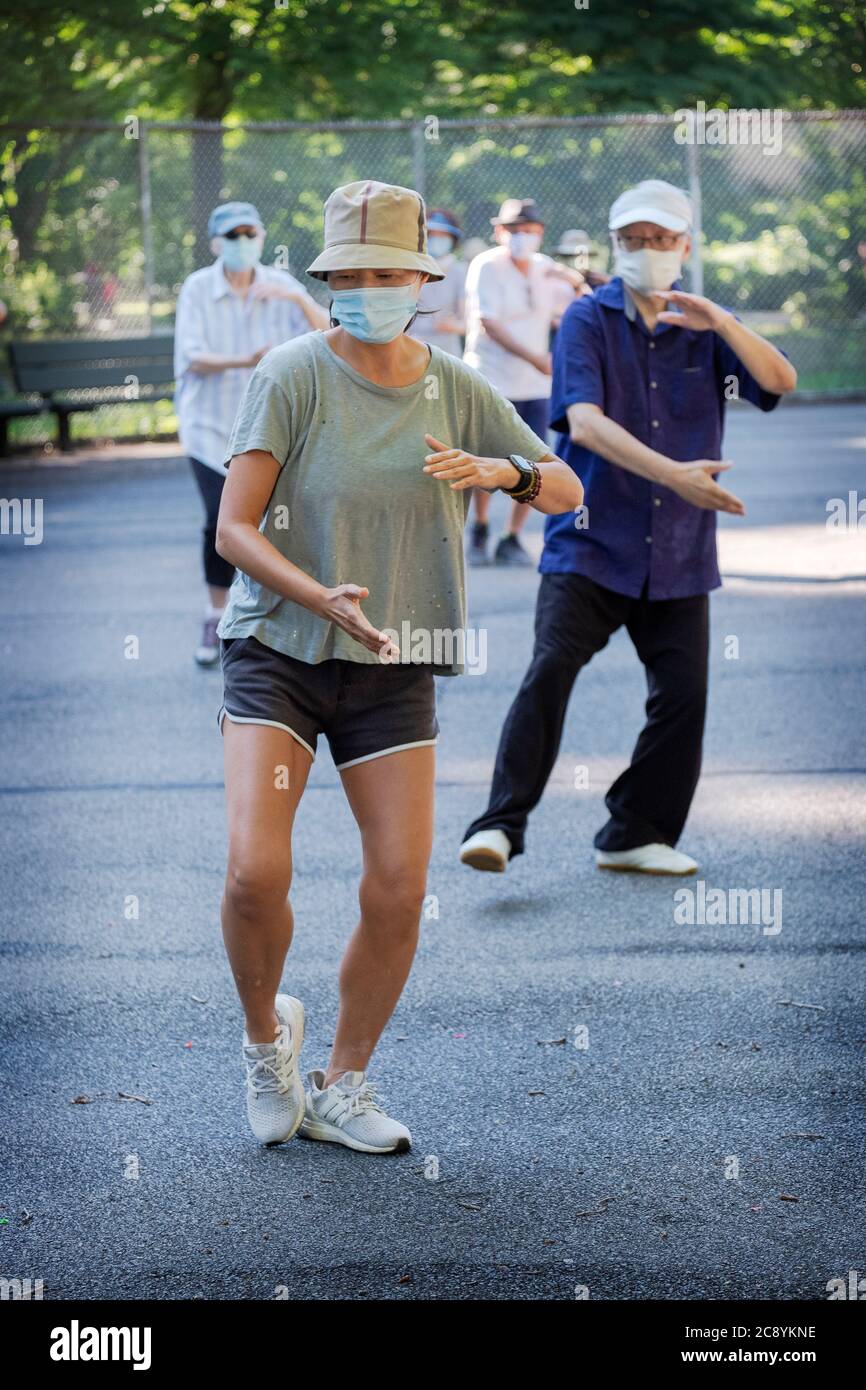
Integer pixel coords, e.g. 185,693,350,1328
329,279,422,343
427,234,453,259
221,235,262,272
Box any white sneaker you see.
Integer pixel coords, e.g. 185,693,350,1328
459,828,511,873
242,994,306,1145
596,843,698,875
299,1069,412,1154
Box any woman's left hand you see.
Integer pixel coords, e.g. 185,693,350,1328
423,434,519,492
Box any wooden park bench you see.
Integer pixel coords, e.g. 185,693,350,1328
1,336,175,455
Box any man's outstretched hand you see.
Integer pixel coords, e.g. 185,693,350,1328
664,459,745,515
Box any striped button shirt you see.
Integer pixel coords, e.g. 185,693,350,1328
173,260,316,474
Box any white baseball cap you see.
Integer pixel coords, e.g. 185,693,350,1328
608,180,692,233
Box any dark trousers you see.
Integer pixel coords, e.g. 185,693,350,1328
190,456,235,590
464,572,709,854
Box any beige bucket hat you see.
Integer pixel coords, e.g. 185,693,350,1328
306,180,445,282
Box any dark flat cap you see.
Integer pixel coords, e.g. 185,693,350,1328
490,198,544,227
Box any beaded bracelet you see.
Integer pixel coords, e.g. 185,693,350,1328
508,461,542,504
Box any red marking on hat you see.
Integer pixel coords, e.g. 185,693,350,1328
416,196,425,250
359,181,374,244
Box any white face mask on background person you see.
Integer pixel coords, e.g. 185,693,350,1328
427,234,453,259
506,230,542,259
219,233,264,272
614,245,683,294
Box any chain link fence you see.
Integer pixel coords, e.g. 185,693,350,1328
1,112,864,444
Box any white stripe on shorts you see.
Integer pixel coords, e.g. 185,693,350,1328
217,706,316,761
334,736,439,772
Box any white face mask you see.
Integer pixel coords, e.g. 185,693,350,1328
427,234,453,259
614,246,682,294
219,233,263,272
507,230,541,259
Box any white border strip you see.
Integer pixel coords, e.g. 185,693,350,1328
335,736,439,772
218,706,317,761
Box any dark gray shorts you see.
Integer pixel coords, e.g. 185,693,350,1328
217,635,439,769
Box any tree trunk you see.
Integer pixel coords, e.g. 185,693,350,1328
189,10,235,265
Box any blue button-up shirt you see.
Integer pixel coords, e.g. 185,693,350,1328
544,276,783,599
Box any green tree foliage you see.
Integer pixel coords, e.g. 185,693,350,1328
1,0,864,126
1,0,864,396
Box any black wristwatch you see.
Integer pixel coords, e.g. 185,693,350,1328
502,454,535,495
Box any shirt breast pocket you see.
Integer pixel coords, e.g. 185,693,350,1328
670,366,709,421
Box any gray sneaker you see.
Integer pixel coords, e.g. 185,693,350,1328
242,995,306,1145
494,532,533,567
467,521,489,567
195,615,220,667
299,1069,412,1154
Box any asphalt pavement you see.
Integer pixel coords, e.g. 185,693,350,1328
1,401,864,1300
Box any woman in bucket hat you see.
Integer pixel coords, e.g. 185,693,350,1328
213,180,583,1152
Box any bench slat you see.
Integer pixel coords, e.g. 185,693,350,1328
10,337,174,366
15,366,175,393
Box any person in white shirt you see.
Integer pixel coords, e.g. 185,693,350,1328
408,208,467,358
548,228,596,328
463,198,578,566
174,201,329,665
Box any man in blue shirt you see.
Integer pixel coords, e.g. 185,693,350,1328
460,179,797,876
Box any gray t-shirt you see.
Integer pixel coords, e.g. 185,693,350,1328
216,330,549,675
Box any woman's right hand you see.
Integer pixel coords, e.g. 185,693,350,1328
314,583,400,659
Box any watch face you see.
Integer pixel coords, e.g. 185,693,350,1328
507,454,532,491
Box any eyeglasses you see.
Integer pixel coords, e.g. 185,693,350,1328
616,232,683,252
224,228,259,241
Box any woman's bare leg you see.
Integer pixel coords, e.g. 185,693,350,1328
325,745,435,1085
220,720,313,1043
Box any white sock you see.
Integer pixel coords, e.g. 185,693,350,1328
205,603,224,620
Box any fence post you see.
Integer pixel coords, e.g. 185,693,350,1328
411,121,426,198
138,120,155,334
686,141,703,296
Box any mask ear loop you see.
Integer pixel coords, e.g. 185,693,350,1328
327,283,340,329
403,271,427,333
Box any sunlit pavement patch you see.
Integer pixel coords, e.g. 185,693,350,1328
719,523,866,583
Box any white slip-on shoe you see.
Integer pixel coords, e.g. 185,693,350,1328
596,843,699,876
459,828,511,873
242,994,306,1145
299,1069,412,1154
